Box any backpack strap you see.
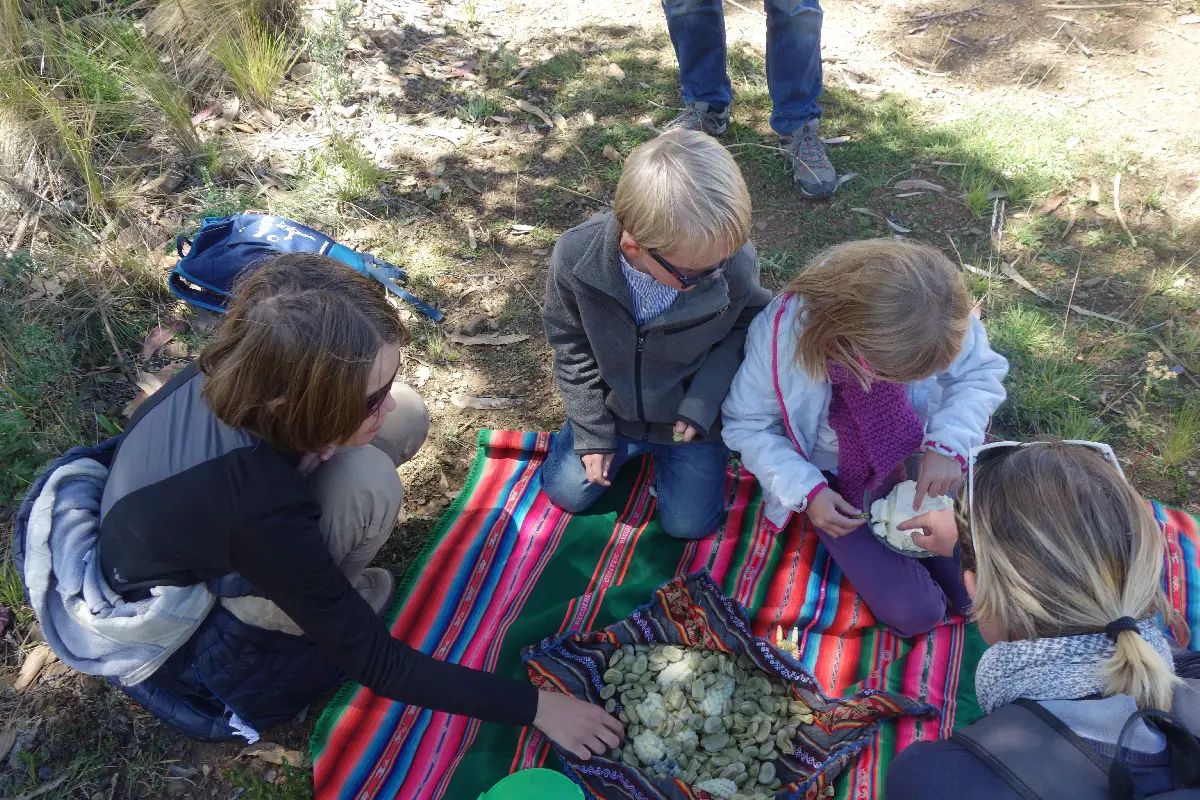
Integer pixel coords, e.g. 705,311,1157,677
1109,709,1200,799
953,700,1111,800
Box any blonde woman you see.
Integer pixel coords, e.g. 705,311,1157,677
721,240,1009,637
887,441,1200,799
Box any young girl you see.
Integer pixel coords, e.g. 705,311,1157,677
721,239,1008,637
887,441,1199,798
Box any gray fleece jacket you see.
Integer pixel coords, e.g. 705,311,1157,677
543,212,771,454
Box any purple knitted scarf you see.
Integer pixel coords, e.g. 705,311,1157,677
826,361,924,506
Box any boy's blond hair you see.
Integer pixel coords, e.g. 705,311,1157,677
613,129,751,256
787,239,970,385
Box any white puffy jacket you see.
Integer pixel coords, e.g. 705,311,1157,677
721,294,1009,528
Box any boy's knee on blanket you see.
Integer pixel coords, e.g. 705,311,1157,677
658,503,723,540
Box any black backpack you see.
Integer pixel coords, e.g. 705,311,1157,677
954,698,1200,800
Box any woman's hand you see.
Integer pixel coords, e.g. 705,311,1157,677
808,487,862,537
298,446,336,477
533,689,624,759
899,508,958,558
581,453,615,486
914,450,963,509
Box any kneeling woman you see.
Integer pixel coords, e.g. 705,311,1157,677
887,441,1200,799
17,254,619,756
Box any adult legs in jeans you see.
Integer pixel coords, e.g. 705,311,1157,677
765,0,824,135
813,524,949,638
541,422,728,539
661,0,732,113
222,384,430,635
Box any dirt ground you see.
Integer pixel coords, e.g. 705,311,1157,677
1,0,1198,797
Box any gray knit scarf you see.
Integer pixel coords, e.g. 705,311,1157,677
975,619,1175,714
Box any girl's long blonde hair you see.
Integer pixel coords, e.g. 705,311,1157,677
968,441,1184,710
787,239,970,385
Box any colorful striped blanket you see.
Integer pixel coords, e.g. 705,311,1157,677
311,430,1200,800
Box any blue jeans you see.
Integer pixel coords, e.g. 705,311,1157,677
541,422,730,540
662,0,824,135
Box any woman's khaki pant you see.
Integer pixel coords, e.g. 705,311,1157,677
221,383,430,635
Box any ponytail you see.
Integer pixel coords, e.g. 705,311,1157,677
1103,626,1179,711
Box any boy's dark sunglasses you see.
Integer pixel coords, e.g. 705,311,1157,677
648,250,727,287
365,368,399,418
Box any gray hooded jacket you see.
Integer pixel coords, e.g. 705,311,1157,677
543,212,771,453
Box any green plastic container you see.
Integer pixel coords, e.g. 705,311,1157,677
477,768,584,799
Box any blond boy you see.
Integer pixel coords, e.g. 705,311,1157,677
541,129,771,538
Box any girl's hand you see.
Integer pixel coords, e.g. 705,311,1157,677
298,446,336,476
533,689,624,760
899,508,958,558
914,450,963,509
581,453,615,486
808,487,862,537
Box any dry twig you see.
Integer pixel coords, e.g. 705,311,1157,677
1112,173,1136,247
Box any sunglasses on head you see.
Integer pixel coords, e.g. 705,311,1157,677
647,250,727,288
965,440,1125,546
365,368,399,419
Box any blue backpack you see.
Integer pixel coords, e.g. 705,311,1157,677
168,213,444,321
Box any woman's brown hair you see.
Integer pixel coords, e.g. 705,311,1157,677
787,239,970,385
199,253,409,453
968,441,1184,709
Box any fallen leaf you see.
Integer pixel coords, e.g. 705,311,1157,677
135,371,164,396
28,275,65,298
552,113,569,130
1088,177,1101,204
467,227,478,250
413,364,432,388
1038,195,1068,215
514,99,554,127
232,122,256,133
451,393,519,410
1179,14,1200,23
253,106,281,128
13,774,66,800
893,179,946,192
602,145,624,163
886,218,913,234
851,207,883,219
583,111,596,127
754,220,768,231
0,725,16,762
504,67,531,87
895,191,925,198
836,172,859,188
490,114,513,123
462,175,483,194
822,135,851,145
191,104,220,125
510,223,536,233
239,742,305,768
141,324,176,359
401,64,427,76
14,643,56,694
607,63,626,81
446,332,531,346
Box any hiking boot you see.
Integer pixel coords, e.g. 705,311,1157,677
663,101,730,137
355,567,396,615
781,119,837,200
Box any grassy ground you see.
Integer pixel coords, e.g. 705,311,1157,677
0,0,1198,796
